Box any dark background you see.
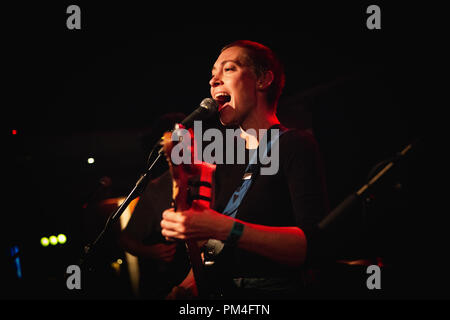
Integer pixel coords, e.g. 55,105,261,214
3,2,445,300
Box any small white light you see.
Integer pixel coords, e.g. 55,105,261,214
87,157,95,164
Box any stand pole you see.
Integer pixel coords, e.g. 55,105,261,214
318,142,414,230
78,150,163,268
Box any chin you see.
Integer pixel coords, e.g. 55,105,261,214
219,116,235,127
219,109,237,127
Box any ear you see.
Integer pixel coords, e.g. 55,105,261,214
257,70,274,90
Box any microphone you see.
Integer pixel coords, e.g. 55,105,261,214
152,98,218,159
180,98,218,128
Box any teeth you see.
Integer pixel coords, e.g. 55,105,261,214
215,92,231,99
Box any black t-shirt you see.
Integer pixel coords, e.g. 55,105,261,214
212,125,329,278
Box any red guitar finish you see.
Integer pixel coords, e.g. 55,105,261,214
161,124,215,298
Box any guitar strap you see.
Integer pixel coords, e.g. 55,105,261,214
222,125,289,219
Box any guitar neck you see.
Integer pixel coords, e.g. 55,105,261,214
161,128,214,299
185,240,208,298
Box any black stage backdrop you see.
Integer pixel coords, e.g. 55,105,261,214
3,2,445,303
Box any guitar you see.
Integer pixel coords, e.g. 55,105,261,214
160,124,216,298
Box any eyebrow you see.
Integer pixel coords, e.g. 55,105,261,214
211,59,242,73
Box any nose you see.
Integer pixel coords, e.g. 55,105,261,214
209,73,223,88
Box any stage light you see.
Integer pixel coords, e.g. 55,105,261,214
40,237,50,247
12,129,17,135
87,157,95,164
49,235,58,245
57,234,67,244
41,233,69,247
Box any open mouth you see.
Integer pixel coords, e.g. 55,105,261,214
214,92,231,111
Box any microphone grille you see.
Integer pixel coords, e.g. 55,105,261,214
200,98,218,113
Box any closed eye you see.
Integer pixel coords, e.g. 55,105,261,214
210,65,236,79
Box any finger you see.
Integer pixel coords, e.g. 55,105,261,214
162,210,185,222
161,207,175,216
162,208,177,220
163,230,204,241
161,228,186,240
161,219,184,234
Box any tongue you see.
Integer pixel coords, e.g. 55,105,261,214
216,95,231,106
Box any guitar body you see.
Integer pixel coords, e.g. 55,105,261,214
161,125,215,298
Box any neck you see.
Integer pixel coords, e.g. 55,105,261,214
240,107,280,149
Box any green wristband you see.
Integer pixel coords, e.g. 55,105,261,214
226,221,245,246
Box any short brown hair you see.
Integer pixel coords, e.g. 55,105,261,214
221,40,285,108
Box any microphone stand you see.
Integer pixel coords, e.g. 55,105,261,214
78,146,164,269
318,141,415,231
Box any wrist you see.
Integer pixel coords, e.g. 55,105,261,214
215,216,235,241
225,221,245,246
